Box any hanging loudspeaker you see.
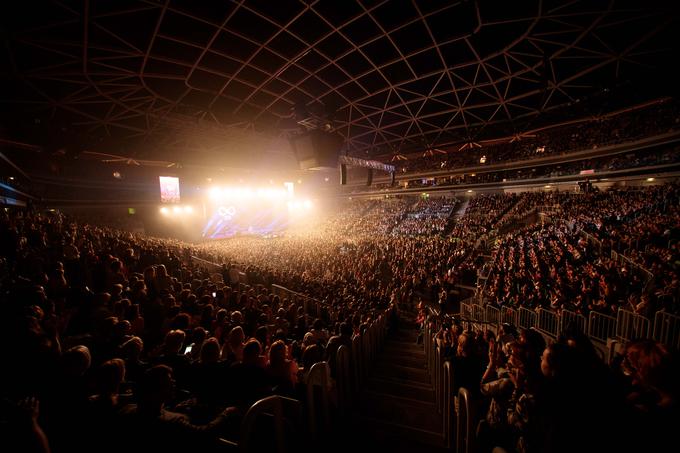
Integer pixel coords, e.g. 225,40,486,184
340,164,347,185
367,168,373,186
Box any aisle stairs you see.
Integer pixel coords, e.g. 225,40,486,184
343,313,447,452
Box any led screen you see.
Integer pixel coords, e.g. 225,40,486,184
202,199,288,239
159,176,180,203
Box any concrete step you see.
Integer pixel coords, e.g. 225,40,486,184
384,340,426,354
330,415,447,453
330,414,447,453
371,368,431,387
348,414,445,449
365,376,435,401
373,362,430,383
390,332,420,343
355,395,442,433
361,389,436,411
378,352,426,369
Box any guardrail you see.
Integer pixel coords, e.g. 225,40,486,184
653,311,680,350
271,284,326,320
190,255,222,271
517,307,536,330
485,305,500,328
616,308,651,343
190,256,247,283
440,302,678,351
460,303,473,322
588,311,618,344
500,306,518,326
579,230,603,255
611,250,654,284
536,308,559,339
559,309,588,336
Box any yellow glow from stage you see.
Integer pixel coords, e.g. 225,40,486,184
208,186,288,202
159,205,194,218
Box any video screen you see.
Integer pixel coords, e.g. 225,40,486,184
159,176,180,203
202,199,288,239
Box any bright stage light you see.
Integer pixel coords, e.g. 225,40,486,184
207,186,289,201
288,199,313,212
209,187,221,200
160,205,194,217
284,182,294,199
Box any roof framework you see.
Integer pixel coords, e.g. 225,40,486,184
0,0,676,161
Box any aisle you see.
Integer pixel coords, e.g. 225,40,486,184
340,313,446,452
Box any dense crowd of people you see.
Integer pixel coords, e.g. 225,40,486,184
483,186,679,316
0,180,678,452
427,312,678,453
0,211,390,452
391,197,458,236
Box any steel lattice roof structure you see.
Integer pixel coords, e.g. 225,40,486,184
1,0,678,165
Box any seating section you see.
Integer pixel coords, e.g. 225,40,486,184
391,197,458,236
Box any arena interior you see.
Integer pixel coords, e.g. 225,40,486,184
1,1,679,452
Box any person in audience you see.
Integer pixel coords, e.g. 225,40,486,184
451,332,485,397
228,339,271,409
478,335,514,452
266,339,297,395
190,337,229,413
540,341,629,453
41,345,92,453
119,336,147,387
221,325,245,364
120,365,238,452
154,329,191,392
1,397,52,453
620,339,679,452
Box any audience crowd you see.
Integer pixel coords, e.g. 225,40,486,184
0,179,678,452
